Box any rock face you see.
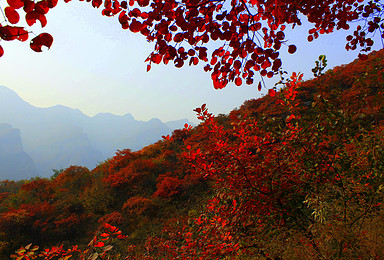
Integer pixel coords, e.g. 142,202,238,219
0,85,105,177
0,123,37,180
0,85,194,179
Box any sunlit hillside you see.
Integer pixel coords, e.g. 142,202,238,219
0,50,383,259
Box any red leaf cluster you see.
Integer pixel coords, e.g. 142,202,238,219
30,33,53,52
0,0,382,86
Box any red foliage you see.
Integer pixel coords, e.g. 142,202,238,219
108,149,136,173
37,245,80,260
140,53,384,258
0,52,383,258
153,172,183,198
53,165,91,191
0,202,57,240
122,196,155,217
10,223,127,259
143,72,346,258
104,157,155,189
0,208,34,231
0,0,382,86
21,178,54,201
4,7,20,24
98,211,125,226
53,213,82,230
30,33,53,52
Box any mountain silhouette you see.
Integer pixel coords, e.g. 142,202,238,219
0,123,37,180
0,85,194,178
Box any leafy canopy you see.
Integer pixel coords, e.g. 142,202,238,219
0,0,383,87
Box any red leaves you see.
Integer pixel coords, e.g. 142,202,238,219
102,8,114,16
174,58,184,68
94,241,105,247
23,0,35,12
189,57,199,66
151,53,162,64
117,234,127,239
5,7,20,24
358,53,368,60
212,74,228,89
194,104,211,121
17,27,29,41
26,11,38,26
0,0,380,93
276,31,285,41
100,232,110,240
137,0,149,7
162,135,170,140
233,60,241,69
39,245,80,259
154,174,183,198
30,33,53,52
130,8,141,18
175,85,312,258
268,88,276,97
288,45,297,54
272,58,282,72
129,19,143,33
7,0,24,9
235,77,242,86
0,25,19,40
47,0,58,8
100,232,110,237
173,33,183,43
0,46,3,57
123,196,155,217
26,11,47,27
118,11,129,28
35,1,49,14
92,0,103,8
102,223,127,239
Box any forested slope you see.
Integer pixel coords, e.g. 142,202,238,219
0,50,384,259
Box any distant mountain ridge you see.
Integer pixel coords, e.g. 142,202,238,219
0,85,194,179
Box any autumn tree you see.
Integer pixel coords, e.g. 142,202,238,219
137,52,384,259
20,178,54,203
0,0,383,87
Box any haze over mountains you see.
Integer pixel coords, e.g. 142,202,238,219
0,85,194,180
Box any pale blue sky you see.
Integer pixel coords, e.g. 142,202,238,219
0,1,382,124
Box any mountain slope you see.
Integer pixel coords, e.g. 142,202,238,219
0,50,383,259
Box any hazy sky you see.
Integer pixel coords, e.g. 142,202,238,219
0,1,382,124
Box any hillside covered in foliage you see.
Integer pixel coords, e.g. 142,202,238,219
0,50,384,259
